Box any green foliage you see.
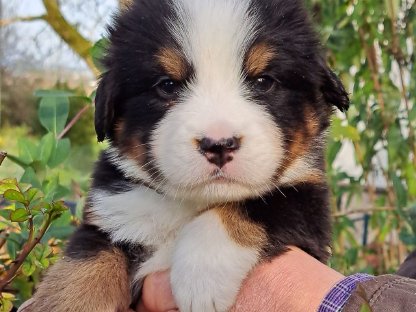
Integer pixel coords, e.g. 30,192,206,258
306,0,416,274
67,93,96,146
0,179,68,310
0,90,90,310
0,0,415,309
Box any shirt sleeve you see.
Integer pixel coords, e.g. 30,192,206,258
342,274,416,312
317,273,374,312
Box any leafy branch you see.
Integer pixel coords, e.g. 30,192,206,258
0,180,67,293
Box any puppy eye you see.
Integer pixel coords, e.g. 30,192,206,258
155,78,180,100
251,76,276,93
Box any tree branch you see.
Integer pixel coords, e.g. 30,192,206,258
0,215,52,292
41,0,98,75
57,105,91,140
0,152,7,167
0,15,46,27
333,206,402,218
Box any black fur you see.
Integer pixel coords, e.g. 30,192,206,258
70,0,349,308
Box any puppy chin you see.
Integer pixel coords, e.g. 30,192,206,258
161,180,269,205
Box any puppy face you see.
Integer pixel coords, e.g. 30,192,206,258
95,0,349,204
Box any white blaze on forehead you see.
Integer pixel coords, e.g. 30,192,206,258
150,0,284,203
170,0,257,87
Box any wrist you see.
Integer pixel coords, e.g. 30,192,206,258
233,247,344,312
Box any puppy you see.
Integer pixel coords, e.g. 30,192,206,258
27,0,349,311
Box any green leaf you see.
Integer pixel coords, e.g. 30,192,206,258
38,133,56,165
0,296,14,312
330,118,360,142
6,240,18,261
392,174,407,209
34,90,74,97
48,138,71,168
38,96,70,136
3,190,26,204
10,209,30,222
3,153,29,168
18,139,39,165
0,179,19,193
40,258,50,269
22,260,37,277
34,259,46,269
42,245,53,258
90,38,109,73
327,141,342,166
31,201,51,213
20,167,42,189
25,188,43,203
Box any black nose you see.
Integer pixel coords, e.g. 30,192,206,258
198,137,241,168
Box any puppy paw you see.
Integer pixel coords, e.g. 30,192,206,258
170,210,261,312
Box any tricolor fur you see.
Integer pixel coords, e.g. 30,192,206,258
27,0,349,311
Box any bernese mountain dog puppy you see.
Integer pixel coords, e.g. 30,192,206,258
27,0,349,311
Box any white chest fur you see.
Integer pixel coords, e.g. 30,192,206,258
90,187,197,246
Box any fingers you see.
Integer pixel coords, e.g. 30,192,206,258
137,271,178,312
17,299,34,312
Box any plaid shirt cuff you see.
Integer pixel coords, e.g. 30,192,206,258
317,273,374,312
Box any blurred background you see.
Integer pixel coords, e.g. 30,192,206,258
0,0,415,310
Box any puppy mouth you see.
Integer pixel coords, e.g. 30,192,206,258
184,169,252,190
209,169,234,183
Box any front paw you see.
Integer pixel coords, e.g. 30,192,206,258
170,210,260,312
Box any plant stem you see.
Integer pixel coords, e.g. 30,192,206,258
57,105,91,140
0,215,52,292
0,152,7,167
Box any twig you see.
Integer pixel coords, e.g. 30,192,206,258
42,0,98,75
0,215,52,291
0,152,7,166
57,105,91,140
0,15,46,27
0,232,9,250
333,206,402,218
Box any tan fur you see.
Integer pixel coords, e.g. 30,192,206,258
123,137,147,166
277,109,326,186
245,43,276,77
157,48,188,81
216,206,267,248
114,120,147,166
303,106,320,137
22,249,131,312
280,166,326,186
113,120,125,143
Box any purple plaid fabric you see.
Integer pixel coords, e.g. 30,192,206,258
317,273,374,312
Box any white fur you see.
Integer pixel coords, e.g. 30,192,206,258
89,188,196,245
90,188,260,312
279,155,321,186
171,210,260,312
106,147,151,183
148,0,284,204
278,135,327,186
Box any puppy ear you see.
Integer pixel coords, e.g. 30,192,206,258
320,60,350,112
95,74,116,142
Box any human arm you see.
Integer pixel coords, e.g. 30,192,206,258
137,247,344,312
137,247,416,312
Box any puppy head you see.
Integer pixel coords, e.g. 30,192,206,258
95,0,349,204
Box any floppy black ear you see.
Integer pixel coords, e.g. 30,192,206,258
95,74,116,142
320,61,350,112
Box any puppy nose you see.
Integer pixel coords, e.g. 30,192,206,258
198,137,241,168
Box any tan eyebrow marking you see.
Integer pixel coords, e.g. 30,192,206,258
245,43,276,77
157,47,188,81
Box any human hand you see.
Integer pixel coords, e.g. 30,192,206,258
136,271,178,312
137,247,344,312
